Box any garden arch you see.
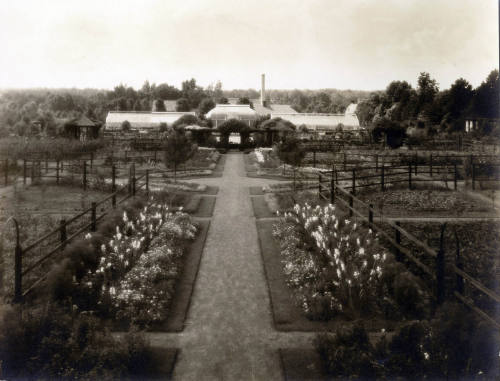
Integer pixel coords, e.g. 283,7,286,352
217,119,252,147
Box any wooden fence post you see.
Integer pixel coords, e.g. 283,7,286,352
455,230,464,295
56,160,60,185
45,153,48,173
83,161,87,191
90,152,94,170
330,178,335,203
436,224,446,306
91,202,97,232
408,163,412,190
313,150,316,168
133,163,136,196
349,192,353,217
414,153,418,175
12,219,22,303
60,219,67,249
343,153,347,170
430,154,433,177
368,203,373,224
146,169,149,194
23,159,27,185
375,154,379,172
111,165,116,192
4,159,8,186
454,164,457,191
112,165,116,208
352,169,356,195
395,221,402,262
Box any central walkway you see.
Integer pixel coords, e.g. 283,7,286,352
148,152,314,380
175,153,283,380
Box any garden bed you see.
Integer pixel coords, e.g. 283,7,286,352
256,219,397,332
260,201,434,331
160,218,210,332
356,187,496,217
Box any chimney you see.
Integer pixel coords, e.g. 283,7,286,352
261,73,266,107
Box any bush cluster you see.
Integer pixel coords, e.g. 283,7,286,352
315,303,500,380
0,304,157,380
273,203,429,320
46,196,197,326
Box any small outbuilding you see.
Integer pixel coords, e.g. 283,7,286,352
64,115,101,141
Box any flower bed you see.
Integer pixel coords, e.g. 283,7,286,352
273,203,430,321
47,196,198,328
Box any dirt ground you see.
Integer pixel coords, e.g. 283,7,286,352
0,184,113,218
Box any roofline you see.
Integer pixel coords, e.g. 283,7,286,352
213,104,253,107
107,111,195,115
271,113,346,116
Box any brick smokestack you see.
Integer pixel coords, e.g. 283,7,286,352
261,73,266,107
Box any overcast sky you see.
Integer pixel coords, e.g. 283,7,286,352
0,0,498,91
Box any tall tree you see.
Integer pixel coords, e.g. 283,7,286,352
176,98,191,112
446,78,474,118
471,69,499,119
154,99,166,112
198,98,215,117
163,129,197,182
417,72,439,114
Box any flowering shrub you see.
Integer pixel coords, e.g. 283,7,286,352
72,202,197,326
254,149,265,163
273,203,391,319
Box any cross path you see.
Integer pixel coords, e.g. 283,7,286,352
147,152,315,380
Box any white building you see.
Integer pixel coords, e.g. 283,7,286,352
271,103,361,133
104,111,196,131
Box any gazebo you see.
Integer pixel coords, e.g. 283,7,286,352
256,117,296,146
64,116,101,141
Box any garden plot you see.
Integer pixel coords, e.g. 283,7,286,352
0,184,113,215
356,187,497,218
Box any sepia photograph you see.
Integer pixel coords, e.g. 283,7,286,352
0,0,499,379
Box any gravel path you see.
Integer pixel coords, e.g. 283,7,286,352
158,152,314,380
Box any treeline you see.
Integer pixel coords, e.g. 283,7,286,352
0,78,219,137
357,70,499,140
0,70,497,139
222,88,371,113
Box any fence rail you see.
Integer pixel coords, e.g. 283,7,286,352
3,163,154,302
317,170,500,329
